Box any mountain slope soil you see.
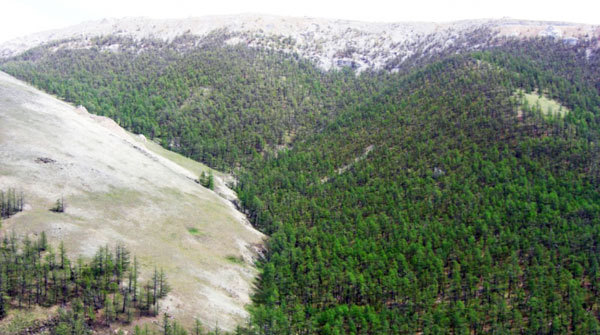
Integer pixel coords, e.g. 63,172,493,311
0,71,264,331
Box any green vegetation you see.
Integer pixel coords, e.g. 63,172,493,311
50,197,66,213
516,90,569,117
130,131,219,179
225,255,244,265
0,34,381,171
0,232,169,334
187,227,200,235
0,306,56,335
198,171,215,190
2,35,600,333
237,55,600,334
0,188,24,219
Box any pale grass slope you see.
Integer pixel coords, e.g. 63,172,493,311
514,89,570,119
519,90,570,117
0,71,265,331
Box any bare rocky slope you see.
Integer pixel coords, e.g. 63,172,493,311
0,14,598,72
0,71,264,331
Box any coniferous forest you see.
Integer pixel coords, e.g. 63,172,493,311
1,189,24,219
0,231,172,334
1,31,600,334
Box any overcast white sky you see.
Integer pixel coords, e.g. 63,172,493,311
1,0,599,43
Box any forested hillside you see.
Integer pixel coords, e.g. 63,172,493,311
0,34,382,170
2,33,600,334
238,54,600,333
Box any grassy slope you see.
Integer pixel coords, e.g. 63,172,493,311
132,134,216,177
516,89,570,117
0,71,264,331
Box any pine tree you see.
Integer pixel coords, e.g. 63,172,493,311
207,171,215,190
162,313,171,335
194,319,203,335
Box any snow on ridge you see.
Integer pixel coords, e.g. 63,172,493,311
1,14,598,72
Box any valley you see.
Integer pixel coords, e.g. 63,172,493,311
0,13,600,335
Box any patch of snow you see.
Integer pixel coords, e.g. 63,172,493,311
1,15,597,72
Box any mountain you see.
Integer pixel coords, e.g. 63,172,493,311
1,14,600,334
238,54,600,333
0,71,264,331
1,14,598,72
3,16,598,172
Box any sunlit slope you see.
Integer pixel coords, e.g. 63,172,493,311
0,71,264,330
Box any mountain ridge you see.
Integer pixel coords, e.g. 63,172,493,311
1,14,598,72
